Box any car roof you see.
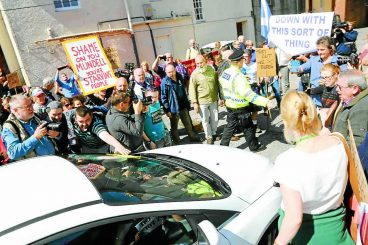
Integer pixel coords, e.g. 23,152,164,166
0,156,101,234
201,40,234,49
145,145,275,204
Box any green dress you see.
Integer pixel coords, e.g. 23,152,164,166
278,207,354,244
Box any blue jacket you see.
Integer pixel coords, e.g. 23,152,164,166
336,30,358,56
160,76,190,114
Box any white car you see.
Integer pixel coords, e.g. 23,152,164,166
0,145,281,245
200,40,235,54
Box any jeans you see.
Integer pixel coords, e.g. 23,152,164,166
199,101,219,139
170,108,198,143
278,66,290,96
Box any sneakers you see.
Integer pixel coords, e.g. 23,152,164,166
207,137,214,145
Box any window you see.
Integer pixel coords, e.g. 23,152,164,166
65,154,229,205
46,214,198,244
193,0,204,21
54,0,80,12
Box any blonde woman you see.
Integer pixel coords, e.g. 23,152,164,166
273,91,353,245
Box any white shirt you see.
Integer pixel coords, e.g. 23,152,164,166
273,143,348,214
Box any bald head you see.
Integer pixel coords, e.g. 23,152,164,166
221,50,234,60
133,68,145,83
195,55,206,68
115,77,129,92
165,64,176,79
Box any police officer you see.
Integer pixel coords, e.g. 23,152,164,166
219,49,270,151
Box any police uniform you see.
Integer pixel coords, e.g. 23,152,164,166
219,50,269,151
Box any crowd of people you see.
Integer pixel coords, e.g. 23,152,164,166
0,27,367,243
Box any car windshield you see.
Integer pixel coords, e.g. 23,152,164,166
65,154,228,205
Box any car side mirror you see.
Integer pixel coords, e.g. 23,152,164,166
197,220,230,245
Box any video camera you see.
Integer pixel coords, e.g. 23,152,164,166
337,53,359,66
114,63,136,80
331,14,348,36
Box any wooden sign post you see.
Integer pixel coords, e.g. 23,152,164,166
348,120,368,203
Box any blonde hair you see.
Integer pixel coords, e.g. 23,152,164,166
280,91,321,143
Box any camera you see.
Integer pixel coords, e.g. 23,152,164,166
114,63,136,80
160,55,167,61
42,121,62,131
131,93,153,106
337,53,359,65
331,14,348,36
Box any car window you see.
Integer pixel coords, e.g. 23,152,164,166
65,154,228,205
46,214,198,245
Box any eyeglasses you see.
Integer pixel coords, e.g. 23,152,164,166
321,75,334,80
64,103,72,107
17,104,33,110
336,84,351,90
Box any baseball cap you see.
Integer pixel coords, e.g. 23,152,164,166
46,101,62,110
32,87,45,97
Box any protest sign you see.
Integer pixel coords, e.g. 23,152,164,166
104,45,122,69
348,120,368,203
268,12,334,56
255,48,276,77
62,36,116,95
6,72,21,89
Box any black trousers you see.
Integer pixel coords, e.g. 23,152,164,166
220,107,259,151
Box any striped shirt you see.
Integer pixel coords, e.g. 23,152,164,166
70,111,107,149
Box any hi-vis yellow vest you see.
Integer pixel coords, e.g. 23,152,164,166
219,65,268,109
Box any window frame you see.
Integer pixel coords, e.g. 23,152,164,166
193,0,205,22
54,0,81,12
34,210,237,245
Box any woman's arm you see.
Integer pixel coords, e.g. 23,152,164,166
274,184,303,245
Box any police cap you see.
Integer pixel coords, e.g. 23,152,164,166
228,49,244,61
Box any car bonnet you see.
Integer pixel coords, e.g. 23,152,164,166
0,156,102,234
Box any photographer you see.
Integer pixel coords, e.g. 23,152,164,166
106,90,147,153
333,21,358,56
1,94,56,161
45,101,70,154
152,53,189,87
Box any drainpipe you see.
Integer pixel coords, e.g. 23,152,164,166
123,0,140,65
146,23,157,58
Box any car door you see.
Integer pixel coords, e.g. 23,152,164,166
34,210,237,245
